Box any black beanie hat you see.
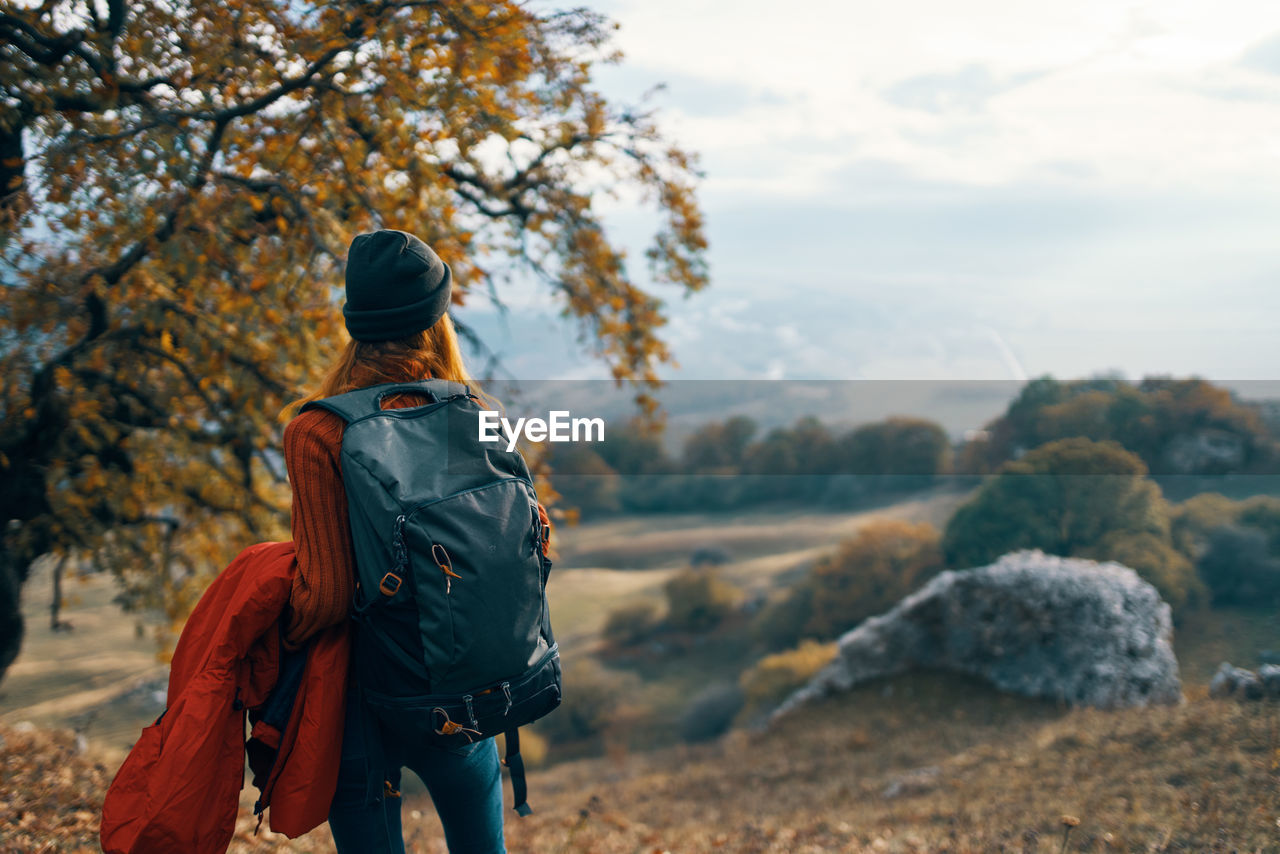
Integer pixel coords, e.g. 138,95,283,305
343,229,453,342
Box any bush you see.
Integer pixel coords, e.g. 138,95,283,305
678,682,745,743
532,658,641,745
1081,530,1207,613
750,583,815,652
663,568,742,633
1196,524,1280,607
940,438,1210,615
804,519,944,640
1237,495,1280,553
1170,492,1239,559
601,600,662,647
739,640,837,718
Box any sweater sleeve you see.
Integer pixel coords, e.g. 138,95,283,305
282,409,356,649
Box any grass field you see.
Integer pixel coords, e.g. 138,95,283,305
0,484,970,758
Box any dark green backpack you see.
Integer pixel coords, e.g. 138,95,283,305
302,378,560,815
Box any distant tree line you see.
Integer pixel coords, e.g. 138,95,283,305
549,414,952,515
550,373,1280,518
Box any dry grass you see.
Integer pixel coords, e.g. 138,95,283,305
8,674,1279,853
502,674,1280,853
1173,607,1280,685
0,564,166,765
552,488,970,572
5,486,1280,851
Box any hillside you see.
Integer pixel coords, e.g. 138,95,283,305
4,674,1277,852
3,485,1280,851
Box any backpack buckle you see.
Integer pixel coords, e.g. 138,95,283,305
378,572,403,596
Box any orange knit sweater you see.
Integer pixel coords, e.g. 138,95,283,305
282,391,551,648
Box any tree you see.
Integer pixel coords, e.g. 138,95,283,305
942,437,1201,611
546,444,620,518
834,416,950,477
680,415,756,473
0,2,707,681
741,416,834,476
957,374,1277,476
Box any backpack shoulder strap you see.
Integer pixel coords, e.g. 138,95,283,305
300,379,473,424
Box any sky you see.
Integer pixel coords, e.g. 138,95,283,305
460,0,1280,391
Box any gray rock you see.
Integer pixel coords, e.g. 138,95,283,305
1211,661,1280,700
773,549,1182,722
1261,665,1280,697
1210,662,1261,699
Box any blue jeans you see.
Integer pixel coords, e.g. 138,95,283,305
328,686,507,854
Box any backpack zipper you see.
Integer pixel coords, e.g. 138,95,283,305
392,514,408,569
432,542,461,594
397,477,537,595
529,503,543,557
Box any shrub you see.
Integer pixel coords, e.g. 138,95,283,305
1081,530,1207,612
1196,524,1280,607
1237,495,1280,553
663,568,742,633
739,640,837,718
1169,492,1239,559
940,438,1209,615
750,583,815,652
804,519,944,640
678,682,745,743
601,600,662,647
532,658,641,745
942,438,1163,571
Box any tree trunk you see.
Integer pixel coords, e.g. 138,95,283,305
50,554,70,632
0,545,24,683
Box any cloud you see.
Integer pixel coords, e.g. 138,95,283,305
480,1,1280,386
883,65,1048,114
1239,31,1280,75
594,0,1280,193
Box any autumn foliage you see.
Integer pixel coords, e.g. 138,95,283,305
0,1,707,677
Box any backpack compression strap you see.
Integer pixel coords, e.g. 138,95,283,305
502,728,533,816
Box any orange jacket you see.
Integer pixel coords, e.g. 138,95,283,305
100,540,349,853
